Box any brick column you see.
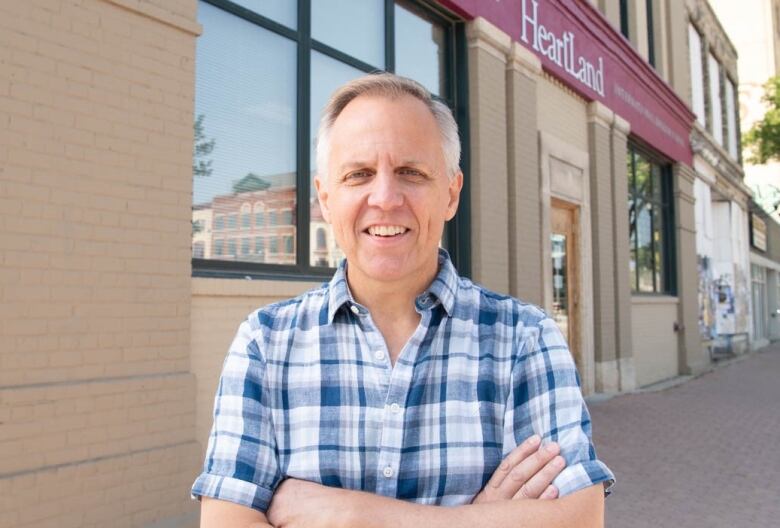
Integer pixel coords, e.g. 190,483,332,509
675,163,708,375
587,102,619,392
610,115,637,391
506,43,543,305
466,17,511,294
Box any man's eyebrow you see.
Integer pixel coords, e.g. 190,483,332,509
337,161,373,172
337,160,429,171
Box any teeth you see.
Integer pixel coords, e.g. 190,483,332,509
368,225,407,237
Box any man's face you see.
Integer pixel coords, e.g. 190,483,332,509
315,94,462,286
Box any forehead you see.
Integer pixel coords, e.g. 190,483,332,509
329,94,443,160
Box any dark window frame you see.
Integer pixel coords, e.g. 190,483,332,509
627,142,676,295
645,0,655,67
192,0,471,281
619,0,629,38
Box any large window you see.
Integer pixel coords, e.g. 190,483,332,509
688,23,705,127
627,145,675,294
192,0,467,278
707,53,723,145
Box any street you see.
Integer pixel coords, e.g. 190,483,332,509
589,344,780,527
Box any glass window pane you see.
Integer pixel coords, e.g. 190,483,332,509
394,0,446,96
309,52,365,267
636,202,654,292
652,199,665,292
230,0,297,29
312,0,384,68
193,2,297,265
634,154,651,201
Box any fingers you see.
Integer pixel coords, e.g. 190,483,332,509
511,455,565,499
498,441,561,499
484,434,542,491
540,485,559,500
484,436,566,501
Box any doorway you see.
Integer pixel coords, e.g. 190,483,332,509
551,198,581,371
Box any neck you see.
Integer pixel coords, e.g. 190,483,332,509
346,257,439,320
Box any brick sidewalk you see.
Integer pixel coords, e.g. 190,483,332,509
589,344,780,528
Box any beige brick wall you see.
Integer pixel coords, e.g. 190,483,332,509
0,0,201,526
536,75,589,154
191,279,318,455
466,18,511,295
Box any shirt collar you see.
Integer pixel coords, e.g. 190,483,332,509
326,248,459,323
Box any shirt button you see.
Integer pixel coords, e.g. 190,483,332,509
383,466,394,478
350,304,360,315
390,403,401,414
374,350,384,361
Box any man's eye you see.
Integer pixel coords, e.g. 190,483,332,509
399,168,424,178
345,170,371,181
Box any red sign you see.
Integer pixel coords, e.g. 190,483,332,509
438,0,694,164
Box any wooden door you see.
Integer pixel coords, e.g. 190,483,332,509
550,199,581,371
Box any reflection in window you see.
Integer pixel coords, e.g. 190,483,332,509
316,228,327,250
193,2,296,266
395,0,446,96
627,146,673,293
193,241,205,259
311,0,384,68
192,0,459,275
254,203,265,227
309,51,364,267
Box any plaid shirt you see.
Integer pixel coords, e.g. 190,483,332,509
191,250,614,511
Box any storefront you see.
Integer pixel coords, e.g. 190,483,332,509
189,0,702,427
749,205,780,348
1,0,719,525
688,0,752,357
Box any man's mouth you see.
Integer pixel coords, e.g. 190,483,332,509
366,225,409,237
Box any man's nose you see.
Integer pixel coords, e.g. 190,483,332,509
366,169,404,210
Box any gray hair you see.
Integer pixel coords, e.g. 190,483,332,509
315,72,461,180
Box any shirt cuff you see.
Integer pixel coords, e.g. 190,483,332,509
191,472,275,512
553,459,615,498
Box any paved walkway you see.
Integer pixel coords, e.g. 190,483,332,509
589,344,780,528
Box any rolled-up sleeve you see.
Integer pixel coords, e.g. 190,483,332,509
504,315,615,497
191,314,282,512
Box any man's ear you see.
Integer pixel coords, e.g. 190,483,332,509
314,173,331,223
445,170,463,221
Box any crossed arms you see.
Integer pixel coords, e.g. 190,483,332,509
200,435,605,527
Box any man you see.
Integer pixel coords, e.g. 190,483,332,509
192,73,614,527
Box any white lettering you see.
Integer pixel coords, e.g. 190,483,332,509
520,0,606,97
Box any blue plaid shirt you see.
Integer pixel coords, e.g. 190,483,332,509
192,250,614,511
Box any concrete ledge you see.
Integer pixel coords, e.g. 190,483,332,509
192,277,319,298
466,17,512,62
587,101,614,128
508,42,542,77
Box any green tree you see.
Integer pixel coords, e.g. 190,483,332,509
743,76,780,164
192,114,216,236
193,113,216,178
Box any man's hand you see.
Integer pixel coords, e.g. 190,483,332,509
472,435,565,504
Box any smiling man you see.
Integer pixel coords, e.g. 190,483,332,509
192,73,614,527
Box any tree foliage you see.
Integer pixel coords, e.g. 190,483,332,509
193,113,216,178
743,76,780,164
